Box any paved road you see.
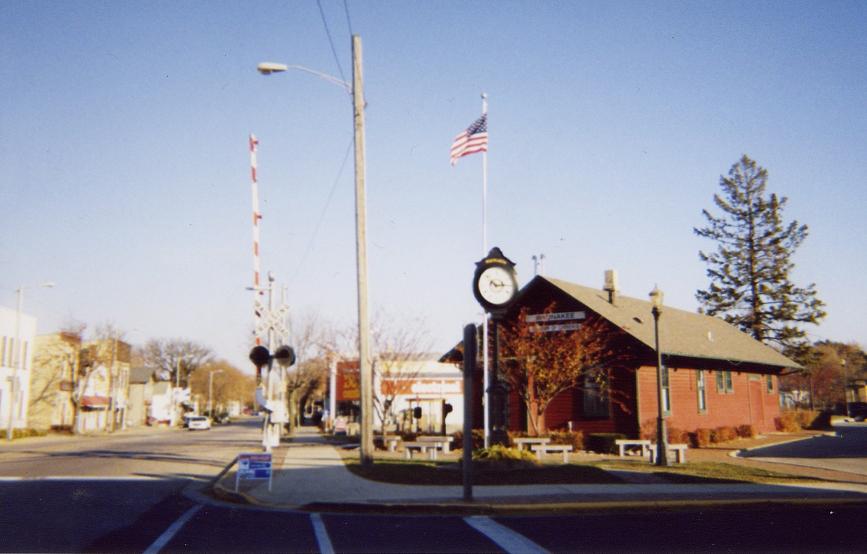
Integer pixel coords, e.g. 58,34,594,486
0,418,263,552
2,420,866,552
741,422,867,476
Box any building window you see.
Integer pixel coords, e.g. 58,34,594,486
716,370,734,393
697,370,707,412
661,366,671,414
583,371,610,418
766,374,774,393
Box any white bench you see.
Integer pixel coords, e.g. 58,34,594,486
647,443,688,464
513,437,551,451
417,436,451,453
403,441,439,460
531,444,573,463
382,436,401,452
615,439,653,458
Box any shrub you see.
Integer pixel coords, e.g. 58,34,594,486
472,445,539,470
736,424,757,439
693,428,713,447
549,430,584,451
586,433,627,454
666,427,689,444
451,429,485,450
775,411,801,432
4,428,48,441
794,409,820,430
639,418,657,441
710,426,736,443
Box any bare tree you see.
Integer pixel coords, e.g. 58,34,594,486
140,338,213,387
283,313,332,432
189,359,256,414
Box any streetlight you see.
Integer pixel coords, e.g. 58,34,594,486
649,285,669,466
208,369,224,418
257,35,374,465
7,281,55,440
841,358,850,418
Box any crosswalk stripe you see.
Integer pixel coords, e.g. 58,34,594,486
464,515,548,554
143,504,202,554
310,513,335,554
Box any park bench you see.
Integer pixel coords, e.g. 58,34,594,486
647,443,688,464
615,439,653,458
382,436,401,452
530,444,573,463
417,436,451,453
513,437,551,451
403,441,439,460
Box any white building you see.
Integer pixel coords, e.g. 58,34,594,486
1,306,38,435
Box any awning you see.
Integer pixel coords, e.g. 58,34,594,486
80,395,110,408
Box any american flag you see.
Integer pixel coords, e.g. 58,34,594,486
450,113,488,166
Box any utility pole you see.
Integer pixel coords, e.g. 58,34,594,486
353,34,374,466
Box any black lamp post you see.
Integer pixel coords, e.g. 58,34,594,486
650,285,670,466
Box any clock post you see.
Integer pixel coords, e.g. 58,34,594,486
472,247,518,446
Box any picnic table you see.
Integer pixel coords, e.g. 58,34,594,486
615,439,653,458
403,441,439,460
647,443,688,463
530,443,573,463
382,436,401,452
513,437,551,451
417,435,451,453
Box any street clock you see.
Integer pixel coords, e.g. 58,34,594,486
473,247,518,316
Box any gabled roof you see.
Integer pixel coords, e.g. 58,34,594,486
529,276,801,370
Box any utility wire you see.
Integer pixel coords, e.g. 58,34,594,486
342,0,354,36
289,135,354,285
315,0,347,86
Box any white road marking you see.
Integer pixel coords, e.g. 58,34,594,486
143,503,203,554
464,515,548,554
310,513,335,554
0,475,162,481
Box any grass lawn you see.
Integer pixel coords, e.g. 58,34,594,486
336,447,823,486
594,459,824,484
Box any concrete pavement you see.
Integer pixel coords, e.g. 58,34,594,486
211,426,867,513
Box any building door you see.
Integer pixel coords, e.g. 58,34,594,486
748,378,764,430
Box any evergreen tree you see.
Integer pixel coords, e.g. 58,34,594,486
694,155,826,356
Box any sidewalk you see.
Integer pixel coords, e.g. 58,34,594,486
212,426,867,513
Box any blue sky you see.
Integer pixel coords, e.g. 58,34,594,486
2,1,866,371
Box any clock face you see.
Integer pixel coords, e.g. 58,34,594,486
477,265,517,306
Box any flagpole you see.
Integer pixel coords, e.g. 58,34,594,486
481,92,490,448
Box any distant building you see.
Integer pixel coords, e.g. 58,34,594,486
127,366,158,427
30,332,82,431
77,339,131,432
336,358,465,434
0,306,38,434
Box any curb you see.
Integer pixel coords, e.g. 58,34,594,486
729,433,836,457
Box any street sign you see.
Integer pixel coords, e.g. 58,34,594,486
235,452,273,492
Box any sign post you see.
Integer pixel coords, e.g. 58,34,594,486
235,452,273,492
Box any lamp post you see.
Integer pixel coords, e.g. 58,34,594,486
257,35,374,465
841,358,850,418
6,281,55,441
649,285,669,466
208,369,224,418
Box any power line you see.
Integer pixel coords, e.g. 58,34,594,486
315,0,347,86
289,135,354,285
342,0,354,36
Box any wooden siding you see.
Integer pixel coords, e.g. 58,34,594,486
636,365,780,434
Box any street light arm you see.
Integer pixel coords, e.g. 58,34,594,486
257,62,352,94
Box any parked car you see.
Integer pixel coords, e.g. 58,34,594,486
187,416,211,431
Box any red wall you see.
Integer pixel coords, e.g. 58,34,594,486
636,365,780,435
